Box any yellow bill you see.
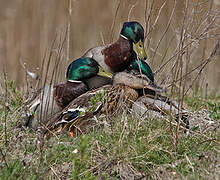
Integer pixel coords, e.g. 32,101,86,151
98,66,113,78
134,40,147,60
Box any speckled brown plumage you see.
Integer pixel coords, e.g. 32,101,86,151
101,36,137,72
46,84,139,136
54,81,88,109
102,84,139,115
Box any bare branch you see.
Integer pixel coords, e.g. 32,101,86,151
110,0,121,43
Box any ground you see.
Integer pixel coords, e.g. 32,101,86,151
0,83,219,179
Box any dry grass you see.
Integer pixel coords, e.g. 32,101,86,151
0,0,219,92
0,0,220,179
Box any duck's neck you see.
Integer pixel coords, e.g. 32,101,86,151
117,35,133,47
120,34,129,40
67,80,82,83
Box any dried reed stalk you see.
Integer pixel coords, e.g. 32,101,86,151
110,0,121,43
3,67,8,147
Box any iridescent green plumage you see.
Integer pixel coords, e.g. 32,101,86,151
120,21,147,60
127,59,154,82
120,21,144,43
66,58,100,81
53,57,112,109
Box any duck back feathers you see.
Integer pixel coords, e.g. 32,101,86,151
54,81,88,109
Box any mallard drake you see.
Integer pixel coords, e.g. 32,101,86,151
54,57,112,109
83,21,147,73
21,57,112,128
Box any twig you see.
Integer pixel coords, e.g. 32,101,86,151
47,29,67,119
199,138,217,145
127,0,138,21
0,148,8,168
67,0,72,64
50,166,61,180
39,33,57,122
146,1,166,39
155,35,176,82
100,31,105,46
175,0,191,151
185,154,194,173
41,121,60,140
110,0,121,43
154,39,193,74
163,117,220,146
183,38,220,95
79,160,108,177
3,67,8,146
144,0,154,40
150,0,177,66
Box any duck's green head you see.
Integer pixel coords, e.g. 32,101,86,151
120,21,147,60
66,58,112,82
127,59,154,82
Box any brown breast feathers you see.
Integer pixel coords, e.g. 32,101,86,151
102,37,136,72
54,81,88,109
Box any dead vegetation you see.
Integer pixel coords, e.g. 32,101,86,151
0,0,220,179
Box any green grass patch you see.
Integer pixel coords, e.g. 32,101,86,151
0,82,219,179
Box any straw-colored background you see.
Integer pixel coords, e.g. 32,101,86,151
0,0,219,93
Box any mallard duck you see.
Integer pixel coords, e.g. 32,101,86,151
39,21,148,111
54,57,112,109
20,57,112,128
55,56,162,110
51,58,163,126
83,21,147,73
46,69,160,136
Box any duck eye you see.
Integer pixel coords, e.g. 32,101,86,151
139,44,142,48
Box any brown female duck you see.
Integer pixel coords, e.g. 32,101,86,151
47,69,159,136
